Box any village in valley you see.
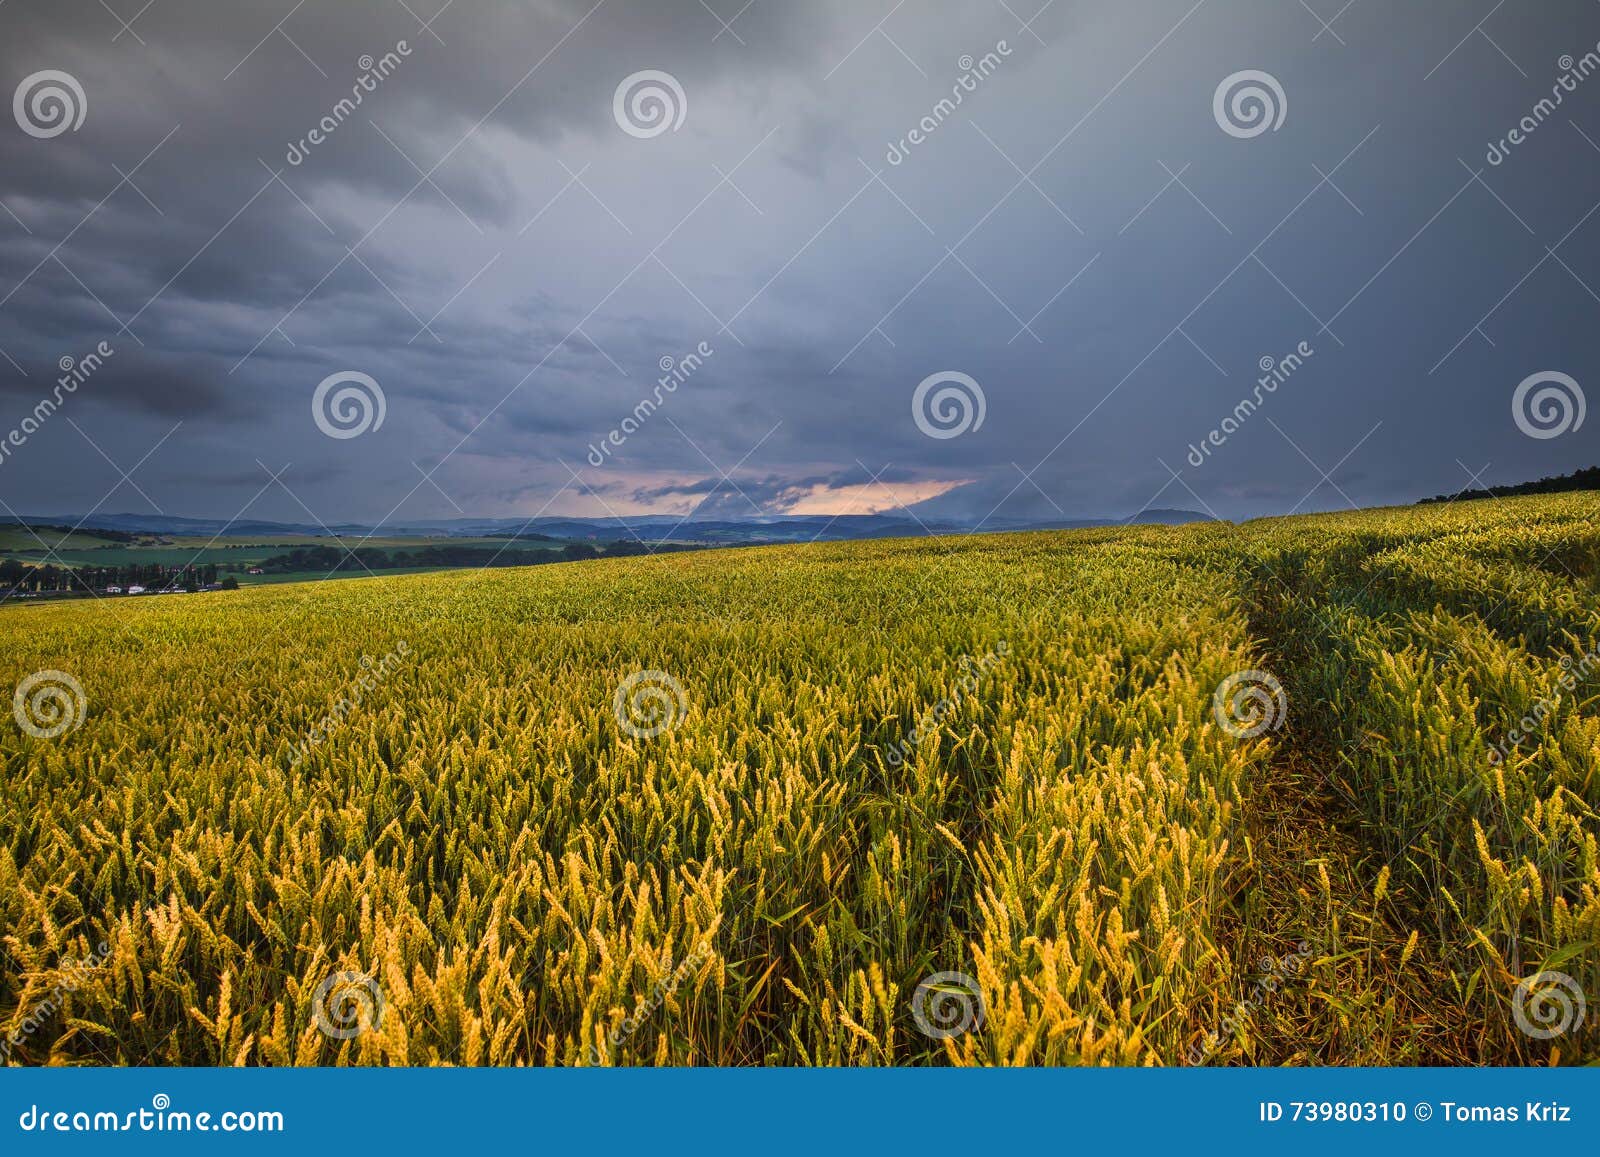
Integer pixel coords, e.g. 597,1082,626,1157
0,519,682,604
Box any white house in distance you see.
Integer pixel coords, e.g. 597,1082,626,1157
127,585,146,595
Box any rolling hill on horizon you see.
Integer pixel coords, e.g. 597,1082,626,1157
0,507,1215,544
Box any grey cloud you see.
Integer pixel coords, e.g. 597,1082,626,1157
2,0,1597,525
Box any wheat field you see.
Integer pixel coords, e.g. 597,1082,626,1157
1,494,1596,1066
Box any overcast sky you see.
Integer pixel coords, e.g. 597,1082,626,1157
0,0,1596,527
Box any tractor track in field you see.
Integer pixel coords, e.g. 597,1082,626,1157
1207,561,1477,1065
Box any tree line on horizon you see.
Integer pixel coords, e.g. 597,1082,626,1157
250,538,694,575
1419,465,1598,504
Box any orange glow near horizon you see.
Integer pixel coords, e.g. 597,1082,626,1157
525,474,973,519
777,478,972,516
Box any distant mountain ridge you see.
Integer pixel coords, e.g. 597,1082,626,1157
0,508,1216,544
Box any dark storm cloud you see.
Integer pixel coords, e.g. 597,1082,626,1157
626,464,939,519
631,471,837,506
1,0,1597,524
163,462,346,488
0,341,249,420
